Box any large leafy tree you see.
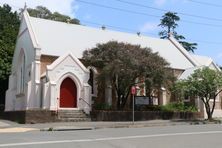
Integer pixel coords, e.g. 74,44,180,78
173,67,222,120
27,6,80,24
159,12,197,53
83,41,172,110
0,4,20,105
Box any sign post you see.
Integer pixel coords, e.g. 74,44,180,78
131,86,136,124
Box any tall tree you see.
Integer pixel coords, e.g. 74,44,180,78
173,67,222,120
159,12,197,53
83,41,172,110
27,6,80,24
0,4,20,105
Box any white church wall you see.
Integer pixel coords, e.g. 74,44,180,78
5,17,36,111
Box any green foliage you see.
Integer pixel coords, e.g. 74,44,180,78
94,103,112,110
0,4,20,80
136,105,162,111
173,67,222,120
0,4,20,105
27,6,80,24
159,12,180,39
136,103,197,112
158,11,197,53
83,41,172,110
160,102,197,112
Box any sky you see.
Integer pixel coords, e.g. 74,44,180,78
1,0,222,66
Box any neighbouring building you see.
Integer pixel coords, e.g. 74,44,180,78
4,9,222,121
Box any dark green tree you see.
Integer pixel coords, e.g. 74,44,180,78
83,41,172,110
173,67,222,120
27,6,80,24
0,4,20,106
159,12,197,53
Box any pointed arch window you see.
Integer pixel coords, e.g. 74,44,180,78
16,50,25,94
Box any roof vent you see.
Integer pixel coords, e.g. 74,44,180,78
102,25,106,30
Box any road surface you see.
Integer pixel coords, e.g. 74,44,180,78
0,124,222,148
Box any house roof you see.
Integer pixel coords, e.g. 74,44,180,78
191,55,213,66
179,55,221,80
26,12,197,70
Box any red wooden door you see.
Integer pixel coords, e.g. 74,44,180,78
60,77,77,108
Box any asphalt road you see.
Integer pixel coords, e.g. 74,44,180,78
0,124,222,148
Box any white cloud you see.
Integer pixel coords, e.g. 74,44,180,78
154,0,186,6
0,0,78,17
154,0,167,6
139,22,158,33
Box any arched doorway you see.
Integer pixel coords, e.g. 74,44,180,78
60,77,77,108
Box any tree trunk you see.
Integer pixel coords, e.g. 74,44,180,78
201,97,213,121
117,96,121,110
205,102,213,121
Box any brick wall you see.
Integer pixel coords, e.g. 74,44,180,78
91,110,203,121
0,110,58,123
40,55,58,75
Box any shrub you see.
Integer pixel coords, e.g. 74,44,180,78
161,102,197,112
94,103,112,110
136,105,162,111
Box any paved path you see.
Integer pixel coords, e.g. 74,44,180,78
0,120,10,128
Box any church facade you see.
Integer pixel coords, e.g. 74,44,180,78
5,10,222,119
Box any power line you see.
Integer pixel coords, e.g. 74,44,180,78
187,39,222,45
186,0,222,8
81,19,222,45
81,20,157,36
114,0,222,22
76,0,161,18
181,20,222,28
2,1,222,45
76,0,222,28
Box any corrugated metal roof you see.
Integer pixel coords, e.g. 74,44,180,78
191,55,213,66
29,16,195,70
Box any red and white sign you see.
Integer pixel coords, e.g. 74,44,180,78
131,86,136,95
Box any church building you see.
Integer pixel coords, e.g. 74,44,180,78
5,9,222,122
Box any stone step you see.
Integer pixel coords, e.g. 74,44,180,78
57,110,91,122
59,114,88,118
59,118,91,122
58,112,85,115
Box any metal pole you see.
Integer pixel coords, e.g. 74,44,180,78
133,94,134,124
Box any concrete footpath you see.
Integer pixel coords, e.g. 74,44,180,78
0,119,221,133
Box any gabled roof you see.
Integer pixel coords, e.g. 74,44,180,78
191,54,221,71
191,55,213,66
47,52,89,73
25,13,197,70
179,55,221,80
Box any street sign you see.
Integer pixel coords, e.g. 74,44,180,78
131,86,136,95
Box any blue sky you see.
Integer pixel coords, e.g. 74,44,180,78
1,0,222,66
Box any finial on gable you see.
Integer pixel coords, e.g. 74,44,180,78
24,2,27,11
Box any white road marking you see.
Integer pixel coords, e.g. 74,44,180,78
0,130,222,147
